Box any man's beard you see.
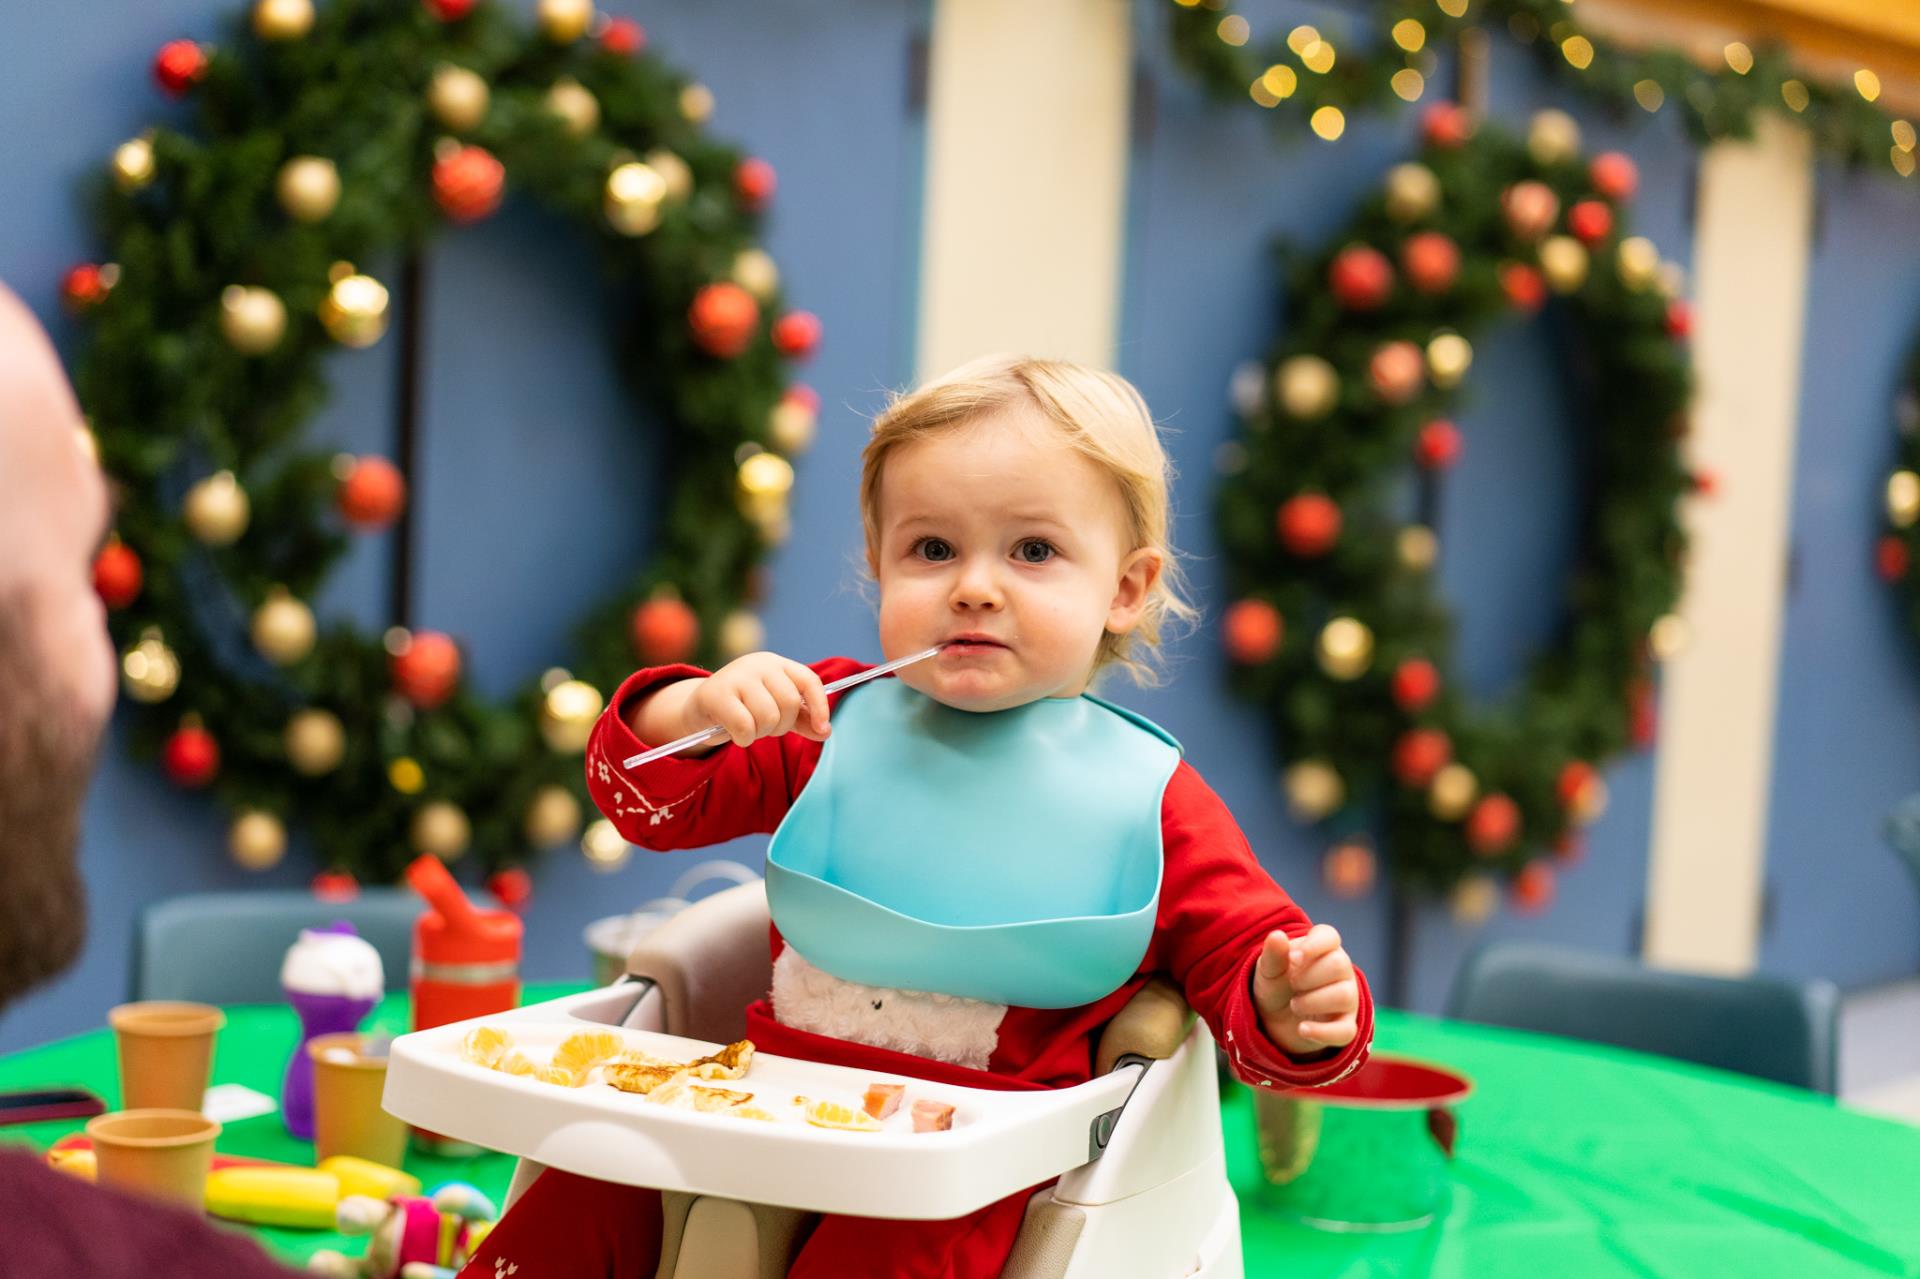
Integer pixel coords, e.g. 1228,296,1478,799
0,595,96,1012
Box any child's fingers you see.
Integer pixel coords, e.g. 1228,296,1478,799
1254,931,1293,985
1288,980,1358,1019
738,681,784,737
1291,947,1354,994
709,695,759,747
761,671,806,734
787,662,832,735
1288,924,1344,969
1292,1015,1358,1047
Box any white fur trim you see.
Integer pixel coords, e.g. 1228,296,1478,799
771,948,1005,1071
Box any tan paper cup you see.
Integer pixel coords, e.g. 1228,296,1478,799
87,1109,220,1210
310,1032,408,1169
109,1001,224,1112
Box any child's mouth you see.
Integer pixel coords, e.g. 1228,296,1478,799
944,637,1006,652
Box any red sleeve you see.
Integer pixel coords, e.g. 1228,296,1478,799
1154,760,1374,1089
583,656,872,850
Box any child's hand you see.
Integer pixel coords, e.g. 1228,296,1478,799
1252,924,1359,1056
688,652,831,748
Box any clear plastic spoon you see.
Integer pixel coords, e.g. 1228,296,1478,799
621,645,945,769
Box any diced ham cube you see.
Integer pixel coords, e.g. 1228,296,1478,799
863,1082,905,1120
911,1099,955,1133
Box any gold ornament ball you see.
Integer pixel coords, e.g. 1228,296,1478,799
1649,613,1691,660
253,0,315,40
252,589,316,665
646,149,693,201
428,64,490,132
1526,108,1582,165
538,0,593,43
1570,775,1610,825
284,709,346,776
112,136,156,192
737,450,795,506
1429,763,1479,820
1316,617,1374,680
604,162,667,236
276,156,340,222
769,398,817,454
122,631,181,704
1539,235,1590,294
388,756,426,795
319,268,390,348
1384,162,1440,222
220,285,287,355
680,83,715,124
731,249,780,301
229,811,288,871
539,678,604,753
581,818,632,871
1888,470,1920,527
1450,875,1499,925
719,610,766,661
1284,760,1346,822
545,77,600,139
1617,237,1660,290
411,801,472,860
524,785,583,847
1274,355,1340,421
1397,524,1439,571
184,470,251,546
1426,332,1473,388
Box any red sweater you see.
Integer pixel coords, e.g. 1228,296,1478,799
585,659,1373,1095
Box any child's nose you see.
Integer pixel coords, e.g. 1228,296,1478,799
949,557,1003,610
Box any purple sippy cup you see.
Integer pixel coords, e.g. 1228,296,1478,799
280,922,384,1141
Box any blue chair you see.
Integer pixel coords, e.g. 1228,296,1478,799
1446,941,1840,1095
131,890,418,1005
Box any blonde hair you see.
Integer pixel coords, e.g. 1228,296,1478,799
860,353,1197,687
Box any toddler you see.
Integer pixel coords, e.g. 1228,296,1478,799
463,354,1373,1279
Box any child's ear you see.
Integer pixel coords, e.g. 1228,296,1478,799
1106,548,1163,635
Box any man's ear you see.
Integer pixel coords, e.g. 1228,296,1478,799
1106,548,1163,635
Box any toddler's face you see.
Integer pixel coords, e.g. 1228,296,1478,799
867,403,1159,712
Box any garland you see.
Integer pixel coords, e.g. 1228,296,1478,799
66,0,823,895
1215,104,1693,918
1167,0,1916,179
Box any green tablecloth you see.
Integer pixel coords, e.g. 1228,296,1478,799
4,991,1918,1275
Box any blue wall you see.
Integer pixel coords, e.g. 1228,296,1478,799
0,0,928,1050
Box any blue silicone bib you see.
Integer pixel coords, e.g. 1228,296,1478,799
764,677,1182,1008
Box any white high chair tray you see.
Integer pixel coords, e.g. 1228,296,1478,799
382,985,1141,1220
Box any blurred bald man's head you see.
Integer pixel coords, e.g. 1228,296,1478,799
0,283,114,1009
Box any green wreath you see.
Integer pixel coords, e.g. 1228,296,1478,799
1215,104,1693,916
1880,350,1920,607
65,0,823,893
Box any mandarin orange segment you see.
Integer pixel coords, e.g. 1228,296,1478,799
804,1100,881,1133
459,1026,513,1069
553,1030,625,1076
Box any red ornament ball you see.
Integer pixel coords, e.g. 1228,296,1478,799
1391,658,1440,713
1328,245,1394,311
1369,340,1426,405
312,870,359,902
153,39,207,97
62,264,114,311
1589,151,1639,202
92,542,144,609
1222,599,1283,665
1511,861,1556,913
1556,761,1598,810
734,158,777,211
1568,200,1614,245
391,631,462,709
1323,842,1377,899
423,0,474,19
1415,419,1463,470
1276,494,1342,558
1422,102,1472,149
1499,262,1547,313
1665,300,1693,340
631,598,699,663
1501,181,1560,241
785,384,821,414
337,456,408,528
163,724,221,789
432,145,505,223
1689,469,1719,498
1466,794,1521,856
1391,728,1452,788
1401,232,1460,294
771,310,821,359
488,868,534,910
599,17,645,54
688,283,760,358
1878,535,1910,582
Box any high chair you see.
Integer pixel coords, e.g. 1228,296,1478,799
385,882,1244,1279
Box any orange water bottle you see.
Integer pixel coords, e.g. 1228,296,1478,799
404,854,522,1031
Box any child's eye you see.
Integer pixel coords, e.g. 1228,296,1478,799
912,537,956,563
1015,539,1056,565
